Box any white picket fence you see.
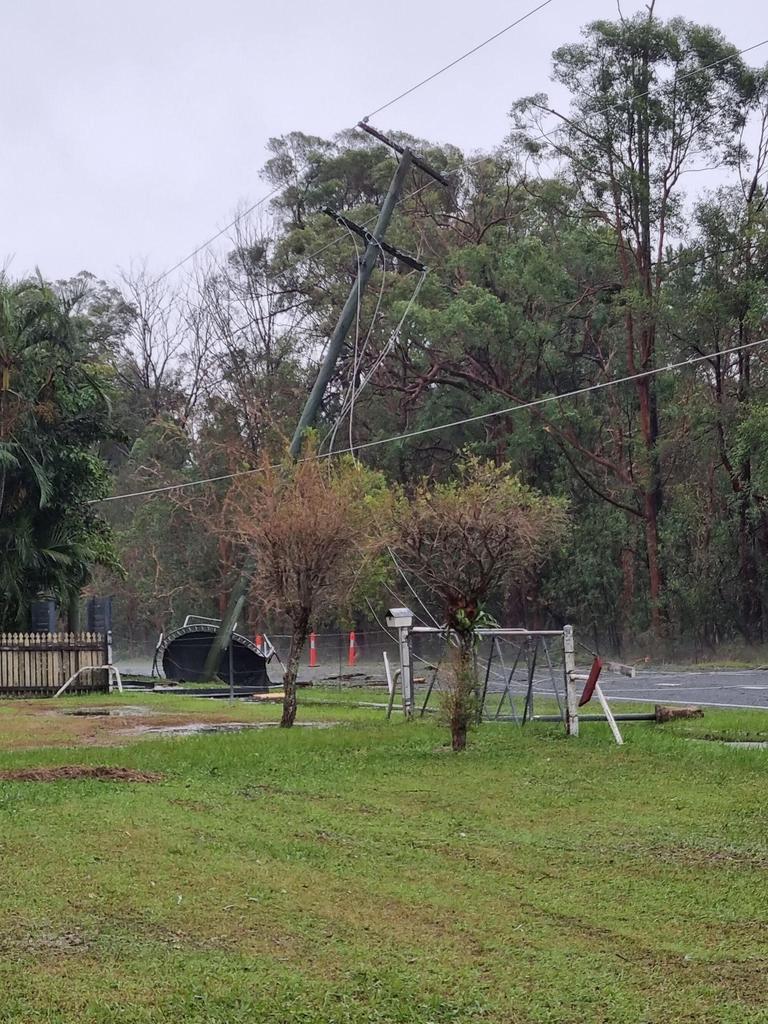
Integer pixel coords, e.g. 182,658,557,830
0,632,108,695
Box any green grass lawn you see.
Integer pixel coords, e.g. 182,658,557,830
0,690,766,1023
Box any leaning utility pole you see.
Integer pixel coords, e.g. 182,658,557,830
204,129,447,678
287,150,413,457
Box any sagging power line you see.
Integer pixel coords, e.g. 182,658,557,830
93,334,768,504
148,5,550,289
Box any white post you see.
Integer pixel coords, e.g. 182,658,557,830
563,624,579,737
398,625,414,718
110,665,123,694
594,683,623,745
106,630,115,693
383,651,394,697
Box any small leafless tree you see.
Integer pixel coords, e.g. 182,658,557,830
196,214,316,455
226,450,388,726
118,265,187,418
389,458,568,751
118,264,219,430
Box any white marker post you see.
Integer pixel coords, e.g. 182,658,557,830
594,683,623,745
563,624,578,737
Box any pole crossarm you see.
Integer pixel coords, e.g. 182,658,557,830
357,122,452,187
322,208,427,272
288,150,414,458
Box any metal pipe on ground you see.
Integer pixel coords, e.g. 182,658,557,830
532,713,656,722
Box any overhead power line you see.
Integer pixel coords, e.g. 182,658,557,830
390,37,768,222
93,335,768,504
148,4,553,288
151,184,284,286
135,5,768,310
362,0,555,122
348,337,768,452
119,33,768,499
325,268,428,455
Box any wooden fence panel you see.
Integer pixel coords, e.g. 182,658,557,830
0,632,108,696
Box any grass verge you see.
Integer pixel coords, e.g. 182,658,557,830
0,691,766,1022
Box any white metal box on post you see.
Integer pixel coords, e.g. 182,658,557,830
386,607,415,717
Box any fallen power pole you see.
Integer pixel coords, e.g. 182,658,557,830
204,132,447,678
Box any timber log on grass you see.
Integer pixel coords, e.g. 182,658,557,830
655,705,704,722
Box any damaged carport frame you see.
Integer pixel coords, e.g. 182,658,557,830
385,611,648,744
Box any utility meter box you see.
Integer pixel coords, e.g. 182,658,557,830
30,598,57,633
87,596,113,633
386,607,414,630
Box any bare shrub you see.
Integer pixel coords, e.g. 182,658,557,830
389,458,568,750
225,448,388,726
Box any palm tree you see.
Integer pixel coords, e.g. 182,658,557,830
0,278,118,629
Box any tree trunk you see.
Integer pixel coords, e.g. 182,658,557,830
634,34,665,640
67,592,81,633
217,537,231,619
636,373,665,636
451,722,468,752
737,495,768,645
643,488,664,636
281,607,310,728
619,544,636,654
448,633,476,752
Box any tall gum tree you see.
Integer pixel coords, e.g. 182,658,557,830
511,8,757,634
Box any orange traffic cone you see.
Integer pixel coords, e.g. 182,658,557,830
348,630,358,667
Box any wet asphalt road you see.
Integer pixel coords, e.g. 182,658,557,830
597,669,768,710
119,650,768,711
485,668,768,711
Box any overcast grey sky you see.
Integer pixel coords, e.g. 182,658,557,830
1,0,766,284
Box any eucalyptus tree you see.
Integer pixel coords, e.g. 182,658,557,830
510,8,757,633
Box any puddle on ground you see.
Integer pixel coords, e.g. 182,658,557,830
56,705,154,718
124,721,338,737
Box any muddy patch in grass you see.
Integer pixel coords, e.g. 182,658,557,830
0,765,165,783
1,699,342,752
